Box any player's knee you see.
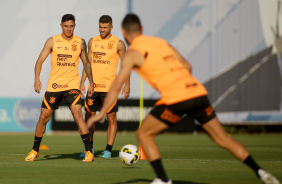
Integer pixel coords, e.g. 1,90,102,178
38,114,51,124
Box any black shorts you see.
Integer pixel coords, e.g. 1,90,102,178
150,95,216,126
41,89,83,110
84,92,118,114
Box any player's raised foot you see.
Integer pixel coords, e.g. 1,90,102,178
82,151,94,162
101,150,111,158
25,150,39,161
150,178,172,184
79,148,94,158
258,169,280,184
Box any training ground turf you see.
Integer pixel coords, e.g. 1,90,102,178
0,132,281,184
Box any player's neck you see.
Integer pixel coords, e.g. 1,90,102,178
100,34,112,40
61,33,74,41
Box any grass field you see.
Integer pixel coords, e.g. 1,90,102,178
0,132,281,184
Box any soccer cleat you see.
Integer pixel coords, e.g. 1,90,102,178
82,151,94,162
101,150,111,158
79,148,94,158
258,169,280,184
150,178,172,184
25,150,39,161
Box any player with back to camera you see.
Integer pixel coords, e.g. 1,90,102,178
25,14,95,162
86,14,281,184
79,15,130,158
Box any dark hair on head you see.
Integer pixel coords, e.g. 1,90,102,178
99,15,112,25
61,14,76,23
122,14,141,33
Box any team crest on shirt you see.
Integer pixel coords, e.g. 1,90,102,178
87,99,94,106
107,43,113,49
49,97,56,104
71,44,77,51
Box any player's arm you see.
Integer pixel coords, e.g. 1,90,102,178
80,38,94,97
117,40,130,99
170,45,192,74
87,50,143,127
80,38,93,97
34,37,53,93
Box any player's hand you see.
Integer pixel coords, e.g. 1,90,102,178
80,83,86,98
121,85,130,99
87,113,104,129
34,79,42,93
87,83,94,97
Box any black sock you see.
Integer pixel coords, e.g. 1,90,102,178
80,134,91,151
150,159,169,182
105,144,112,152
243,155,261,176
32,136,42,152
90,141,93,149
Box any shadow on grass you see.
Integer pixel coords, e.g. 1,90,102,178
112,179,208,184
94,150,119,158
40,150,120,160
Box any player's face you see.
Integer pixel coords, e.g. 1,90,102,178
61,20,76,38
99,22,113,39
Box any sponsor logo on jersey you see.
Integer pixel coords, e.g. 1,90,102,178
57,54,72,62
92,59,110,64
71,44,77,51
57,62,76,67
92,52,106,59
52,83,68,89
73,40,80,43
55,39,63,42
94,83,106,88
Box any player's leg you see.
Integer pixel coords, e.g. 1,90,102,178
101,93,118,158
25,108,53,161
70,104,94,162
79,110,96,158
66,89,93,162
136,114,172,184
202,117,280,184
101,112,117,158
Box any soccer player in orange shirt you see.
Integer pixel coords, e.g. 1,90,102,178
25,14,95,162
79,15,130,158
86,14,280,184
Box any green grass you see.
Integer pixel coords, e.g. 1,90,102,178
0,132,281,184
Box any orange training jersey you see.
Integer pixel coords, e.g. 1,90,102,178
90,35,120,92
46,34,81,92
129,35,208,105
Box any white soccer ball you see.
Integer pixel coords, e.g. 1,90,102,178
119,144,140,166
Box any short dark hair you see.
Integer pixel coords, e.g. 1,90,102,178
99,15,112,25
61,14,75,23
122,14,141,33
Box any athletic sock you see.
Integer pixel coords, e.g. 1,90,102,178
105,144,112,152
32,136,42,152
150,159,169,182
243,155,261,176
90,141,93,149
80,134,92,152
